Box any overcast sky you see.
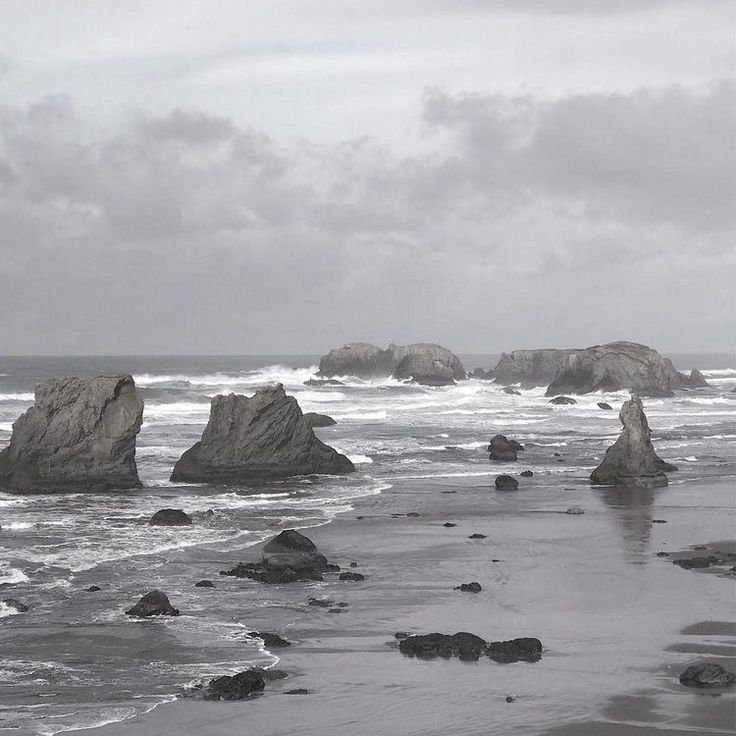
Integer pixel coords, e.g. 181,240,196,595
0,0,734,355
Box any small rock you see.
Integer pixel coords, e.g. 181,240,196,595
149,508,192,526
597,402,613,410
505,695,516,703
125,590,179,617
651,519,667,524
502,387,521,395
86,585,101,592
328,607,346,613
284,689,309,695
303,412,337,428
469,533,487,539
2,598,29,612
443,522,456,528
349,562,358,568
246,632,291,648
394,632,411,640
487,637,543,663
307,597,332,608
679,663,736,688
195,580,215,588
655,552,670,557
566,506,585,515
673,557,710,569
454,582,482,593
203,669,265,700
520,470,533,477
406,512,421,517
495,474,518,490
339,572,365,581
549,396,577,405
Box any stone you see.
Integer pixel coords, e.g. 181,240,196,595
468,533,487,539
590,395,669,487
203,669,265,700
679,663,736,688
339,571,365,581
673,557,710,569
0,375,143,493
598,402,613,410
263,529,327,570
486,637,543,663
394,632,411,640
495,475,518,490
399,632,488,661
549,396,577,405
489,435,523,462
443,522,456,528
546,342,686,397
502,386,522,395
2,598,29,612
303,378,344,387
302,412,337,428
194,580,214,588
125,590,179,617
455,582,482,593
566,506,585,515
86,585,101,592
492,349,579,388
284,689,309,695
170,385,354,483
246,632,291,648
149,509,192,526
678,369,710,389
317,343,396,378
520,470,533,477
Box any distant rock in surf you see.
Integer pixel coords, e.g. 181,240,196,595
246,631,291,648
549,396,576,405
520,470,533,477
590,395,669,488
200,669,266,700
2,598,29,613
545,342,686,397
679,368,709,388
0,375,143,493
597,402,613,410
303,378,344,387
495,474,519,490
195,580,214,588
316,342,466,385
170,385,354,483
149,508,192,526
502,386,521,395
488,435,523,462
486,637,543,663
398,633,543,663
125,590,179,617
454,582,482,593
303,412,337,428
492,349,578,389
679,663,736,688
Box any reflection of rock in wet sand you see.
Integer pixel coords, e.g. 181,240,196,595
597,485,660,560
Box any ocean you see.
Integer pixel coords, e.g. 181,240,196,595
0,353,734,735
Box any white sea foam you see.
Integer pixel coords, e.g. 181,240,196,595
134,365,318,389
335,411,388,420
0,601,23,618
0,392,34,401
3,521,34,530
0,563,29,585
0,422,13,432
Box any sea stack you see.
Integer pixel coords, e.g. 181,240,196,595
317,342,466,385
0,375,143,493
170,384,354,483
590,395,669,488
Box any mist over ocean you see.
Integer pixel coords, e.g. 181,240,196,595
1,353,734,734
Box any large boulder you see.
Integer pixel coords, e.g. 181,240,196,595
546,342,685,397
0,375,143,493
317,343,395,378
302,412,337,428
149,509,192,526
262,529,328,570
170,385,354,483
488,435,523,462
390,343,466,385
492,349,579,388
486,637,543,663
317,342,466,384
202,669,266,700
679,663,735,688
125,590,179,617
590,395,669,488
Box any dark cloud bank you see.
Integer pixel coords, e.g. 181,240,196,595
0,78,733,354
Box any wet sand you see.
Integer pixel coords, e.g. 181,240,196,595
67,474,736,736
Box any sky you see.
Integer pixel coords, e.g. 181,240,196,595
0,0,734,355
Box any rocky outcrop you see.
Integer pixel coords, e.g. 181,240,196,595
246,632,291,648
495,474,519,490
492,349,578,388
303,412,337,428
170,385,354,483
590,396,669,488
149,509,192,526
399,632,543,663
679,663,735,688
489,435,523,461
546,342,685,397
317,342,466,385
549,396,576,405
486,638,543,663
676,369,710,389
0,375,143,493
125,590,179,617
202,669,266,700
220,529,333,584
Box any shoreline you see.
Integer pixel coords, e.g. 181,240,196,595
59,470,736,736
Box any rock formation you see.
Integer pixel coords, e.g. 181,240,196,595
590,395,670,487
398,633,543,663
303,412,337,428
0,375,143,493
597,402,613,410
549,396,576,405
149,509,192,526
125,590,179,617
677,369,709,388
170,385,354,483
492,349,579,388
679,663,735,688
317,342,466,385
546,342,685,397
495,474,519,490
488,435,523,461
202,669,266,700
486,638,543,663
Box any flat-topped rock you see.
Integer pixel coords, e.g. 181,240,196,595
170,385,354,483
590,395,669,487
492,349,579,388
546,342,684,397
0,375,143,493
317,342,465,384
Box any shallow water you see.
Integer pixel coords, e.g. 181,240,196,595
0,354,734,734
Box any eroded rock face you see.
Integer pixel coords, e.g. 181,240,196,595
546,342,684,397
492,349,578,388
170,385,354,483
0,375,143,493
590,395,669,488
317,342,466,384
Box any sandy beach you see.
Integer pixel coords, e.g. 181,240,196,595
66,473,736,736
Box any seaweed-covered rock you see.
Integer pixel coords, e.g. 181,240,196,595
125,590,179,617
486,637,543,663
679,663,736,688
149,508,192,526
170,385,354,483
455,582,482,593
399,632,488,661
590,396,669,488
0,375,143,493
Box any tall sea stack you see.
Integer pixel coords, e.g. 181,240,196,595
0,375,143,493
